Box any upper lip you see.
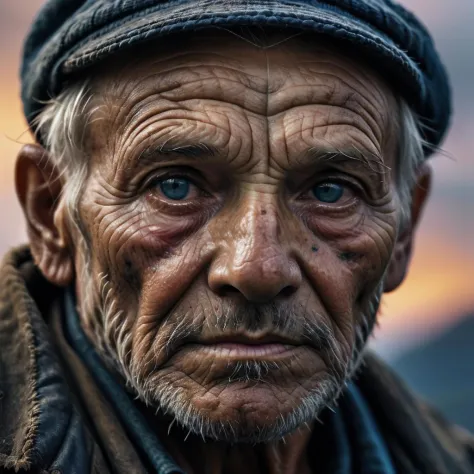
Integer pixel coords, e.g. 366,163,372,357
194,334,298,346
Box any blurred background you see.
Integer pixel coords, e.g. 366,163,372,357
1,1,473,430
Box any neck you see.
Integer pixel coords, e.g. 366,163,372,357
144,409,314,474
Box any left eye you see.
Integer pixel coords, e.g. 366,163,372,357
159,178,191,200
312,183,345,203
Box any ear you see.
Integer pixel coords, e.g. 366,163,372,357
384,163,431,293
15,144,74,287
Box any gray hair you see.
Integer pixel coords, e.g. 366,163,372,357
33,81,92,248
34,80,426,233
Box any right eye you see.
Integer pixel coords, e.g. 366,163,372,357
158,178,191,200
312,182,346,203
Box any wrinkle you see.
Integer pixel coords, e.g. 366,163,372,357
72,32,400,450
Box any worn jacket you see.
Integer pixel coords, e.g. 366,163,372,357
0,246,473,473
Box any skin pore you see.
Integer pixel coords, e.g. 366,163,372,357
16,31,431,474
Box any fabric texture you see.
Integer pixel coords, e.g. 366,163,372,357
342,385,396,474
21,0,450,155
0,246,474,473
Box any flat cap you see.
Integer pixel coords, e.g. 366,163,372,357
21,0,451,155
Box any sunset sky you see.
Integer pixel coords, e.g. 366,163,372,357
0,1,472,359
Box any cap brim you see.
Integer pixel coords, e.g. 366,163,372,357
63,0,421,106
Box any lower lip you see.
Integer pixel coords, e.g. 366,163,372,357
197,342,295,358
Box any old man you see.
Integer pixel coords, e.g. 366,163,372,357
1,0,473,473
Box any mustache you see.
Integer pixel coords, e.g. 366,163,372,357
162,300,342,364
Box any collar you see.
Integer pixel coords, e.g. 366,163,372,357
0,247,91,473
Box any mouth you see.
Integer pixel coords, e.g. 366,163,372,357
198,342,294,357
185,334,301,359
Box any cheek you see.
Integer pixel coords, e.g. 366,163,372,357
91,206,219,355
88,194,211,279
300,210,397,344
81,195,215,313
304,206,397,284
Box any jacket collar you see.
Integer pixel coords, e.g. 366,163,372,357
355,353,474,474
0,246,90,472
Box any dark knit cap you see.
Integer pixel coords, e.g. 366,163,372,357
21,0,451,156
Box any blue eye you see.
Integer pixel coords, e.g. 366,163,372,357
159,178,190,200
312,183,344,203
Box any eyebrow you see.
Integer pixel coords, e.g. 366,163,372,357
301,147,390,174
138,142,218,163
135,142,390,178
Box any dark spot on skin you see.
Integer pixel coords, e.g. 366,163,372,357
123,258,135,278
339,251,359,262
261,210,267,215
311,246,318,252
123,257,141,290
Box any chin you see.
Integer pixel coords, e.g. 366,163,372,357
121,339,349,443
144,367,342,443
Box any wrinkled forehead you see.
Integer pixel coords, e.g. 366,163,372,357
88,29,399,162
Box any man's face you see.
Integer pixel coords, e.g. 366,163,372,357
71,32,400,442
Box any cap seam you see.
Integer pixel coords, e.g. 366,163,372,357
63,0,403,61
64,12,416,76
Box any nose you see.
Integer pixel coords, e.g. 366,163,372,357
208,200,302,303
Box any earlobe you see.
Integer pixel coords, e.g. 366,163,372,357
383,229,412,293
384,164,432,293
15,144,74,287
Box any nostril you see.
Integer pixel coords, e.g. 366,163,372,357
279,286,297,298
215,283,297,300
217,284,241,297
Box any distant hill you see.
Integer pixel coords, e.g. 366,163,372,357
392,314,474,432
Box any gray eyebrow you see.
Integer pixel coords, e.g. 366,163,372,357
302,147,390,174
138,142,218,162
136,142,390,177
